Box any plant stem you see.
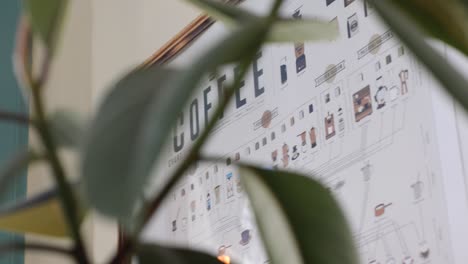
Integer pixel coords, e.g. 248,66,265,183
30,84,89,264
15,10,89,264
0,241,73,257
14,15,34,93
0,110,32,125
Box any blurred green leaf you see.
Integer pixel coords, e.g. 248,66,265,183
49,110,85,149
380,0,468,57
137,243,222,264
188,0,339,43
372,0,468,112
186,0,257,26
0,150,41,195
132,21,270,212
80,20,271,227
268,18,339,42
82,67,178,225
240,167,358,264
24,0,69,52
0,186,85,238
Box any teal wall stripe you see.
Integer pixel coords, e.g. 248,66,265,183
0,0,29,263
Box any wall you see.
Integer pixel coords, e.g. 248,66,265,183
90,1,198,263
25,0,92,263
91,0,200,104
22,0,199,262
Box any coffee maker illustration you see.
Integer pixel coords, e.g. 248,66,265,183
353,85,373,122
280,57,288,84
347,13,359,38
399,69,409,95
374,85,388,109
325,112,336,140
298,131,308,152
309,127,317,148
374,76,388,109
293,9,306,73
281,143,290,168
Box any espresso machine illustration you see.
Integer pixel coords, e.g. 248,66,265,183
309,127,317,148
399,69,409,95
325,113,336,140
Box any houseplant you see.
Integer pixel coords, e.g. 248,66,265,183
0,0,467,263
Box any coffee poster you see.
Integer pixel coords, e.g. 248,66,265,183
142,0,468,263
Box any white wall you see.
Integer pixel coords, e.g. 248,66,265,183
92,0,200,105
90,1,199,263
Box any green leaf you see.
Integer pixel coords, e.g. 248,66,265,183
187,0,339,43
24,0,69,52
49,110,85,149
82,67,178,225
268,18,339,43
186,0,257,27
0,150,41,195
371,0,468,112
81,20,270,228
240,167,358,264
379,0,468,57
0,186,85,238
137,243,222,264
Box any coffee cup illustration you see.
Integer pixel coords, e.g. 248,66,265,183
419,242,430,259
374,203,392,217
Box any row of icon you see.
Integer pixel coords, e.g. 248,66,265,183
353,69,409,122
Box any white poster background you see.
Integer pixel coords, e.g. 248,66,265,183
142,1,468,263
